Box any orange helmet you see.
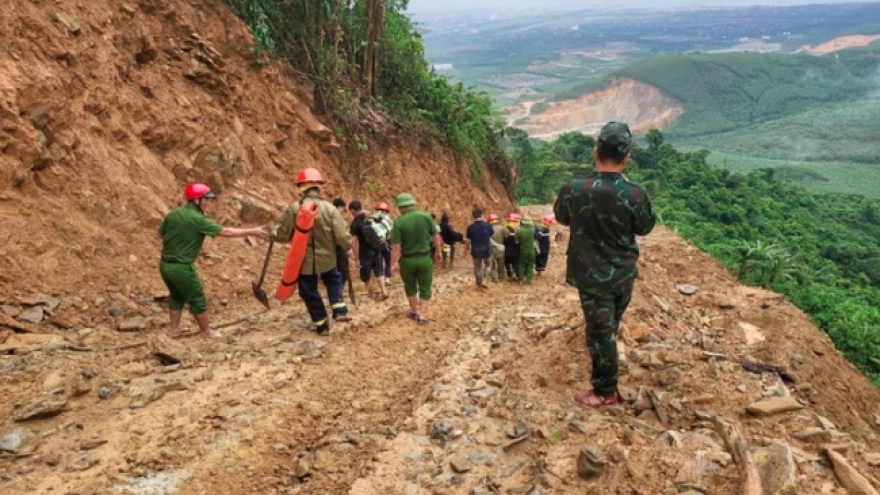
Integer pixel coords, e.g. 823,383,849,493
375,201,390,212
295,168,326,185
542,215,554,226
487,213,499,223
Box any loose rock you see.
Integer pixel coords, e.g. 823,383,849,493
756,441,797,495
14,397,68,421
577,447,606,479
149,334,189,365
0,427,40,454
746,397,804,417
450,453,472,473
118,316,147,331
678,284,698,295
17,306,44,324
826,449,879,495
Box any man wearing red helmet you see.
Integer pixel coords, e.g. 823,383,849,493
272,168,352,336
158,183,268,338
488,213,509,283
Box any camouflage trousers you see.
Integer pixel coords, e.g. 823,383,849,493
579,283,633,396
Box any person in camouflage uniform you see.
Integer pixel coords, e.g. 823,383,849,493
553,122,656,407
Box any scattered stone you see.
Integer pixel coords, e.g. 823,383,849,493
577,447,606,479
118,316,147,331
609,445,629,462
658,368,681,387
826,448,880,495
14,397,67,421
67,453,97,471
864,453,880,467
568,420,589,434
17,306,44,324
97,382,123,400
736,384,747,393
148,334,189,365
717,300,737,309
756,441,797,495
793,427,836,443
432,420,454,438
450,453,472,473
79,438,108,451
54,12,81,35
0,427,40,454
675,455,710,492
294,340,322,359
292,458,310,478
747,397,804,417
677,284,698,295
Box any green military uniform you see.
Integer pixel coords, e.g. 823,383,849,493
273,192,352,326
390,208,436,300
515,220,537,284
553,122,656,398
490,223,510,282
158,203,224,314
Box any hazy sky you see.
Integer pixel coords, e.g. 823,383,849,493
407,0,869,13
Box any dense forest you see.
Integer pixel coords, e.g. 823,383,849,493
223,0,510,193
512,129,880,384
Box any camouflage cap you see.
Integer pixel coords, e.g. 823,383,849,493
597,121,632,154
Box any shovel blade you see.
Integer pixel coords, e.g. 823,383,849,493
252,282,270,310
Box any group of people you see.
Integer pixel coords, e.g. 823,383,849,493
157,121,655,409
459,210,554,288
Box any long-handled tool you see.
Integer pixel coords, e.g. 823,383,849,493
252,238,274,309
345,258,357,307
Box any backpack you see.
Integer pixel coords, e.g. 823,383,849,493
363,213,394,248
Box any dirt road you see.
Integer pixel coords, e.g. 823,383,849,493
3,226,880,495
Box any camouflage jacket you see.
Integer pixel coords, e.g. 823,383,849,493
553,172,656,292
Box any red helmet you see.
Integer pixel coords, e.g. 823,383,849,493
487,213,499,222
542,215,554,226
506,213,522,222
295,168,326,185
184,183,215,201
375,201,390,212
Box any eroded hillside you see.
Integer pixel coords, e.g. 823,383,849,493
507,79,683,140
0,0,511,305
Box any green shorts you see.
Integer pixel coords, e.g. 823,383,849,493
159,262,208,314
399,255,433,300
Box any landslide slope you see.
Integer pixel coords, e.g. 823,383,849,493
510,79,683,141
0,0,511,304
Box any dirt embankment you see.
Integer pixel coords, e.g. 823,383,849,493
0,0,511,308
803,34,880,55
509,79,683,140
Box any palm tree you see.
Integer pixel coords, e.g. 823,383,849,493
759,248,802,287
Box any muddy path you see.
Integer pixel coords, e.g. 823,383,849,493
4,226,880,495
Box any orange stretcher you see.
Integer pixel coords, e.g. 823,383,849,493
275,201,319,303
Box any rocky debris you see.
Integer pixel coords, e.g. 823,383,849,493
14,397,67,421
149,334,189,365
658,367,681,387
677,284,698,295
1,313,31,333
295,340,323,360
792,427,837,443
746,397,804,417
755,441,797,495
53,12,81,35
118,316,148,332
450,453,472,473
97,382,123,400
67,453,98,471
864,453,880,467
17,305,45,324
577,447,606,479
0,427,40,454
675,455,710,492
432,420,454,439
130,381,187,409
79,438,108,451
826,449,879,495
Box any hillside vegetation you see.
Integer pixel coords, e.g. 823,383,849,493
511,130,880,383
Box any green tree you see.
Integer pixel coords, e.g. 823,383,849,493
645,128,664,151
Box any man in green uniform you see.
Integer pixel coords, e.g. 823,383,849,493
272,168,352,336
158,182,268,338
515,217,537,285
488,214,509,283
553,122,656,407
389,193,442,325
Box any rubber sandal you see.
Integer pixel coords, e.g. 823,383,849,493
573,390,620,407
407,310,419,320
417,316,429,325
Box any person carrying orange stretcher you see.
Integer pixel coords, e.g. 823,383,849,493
272,168,352,336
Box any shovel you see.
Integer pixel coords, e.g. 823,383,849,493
252,238,274,309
